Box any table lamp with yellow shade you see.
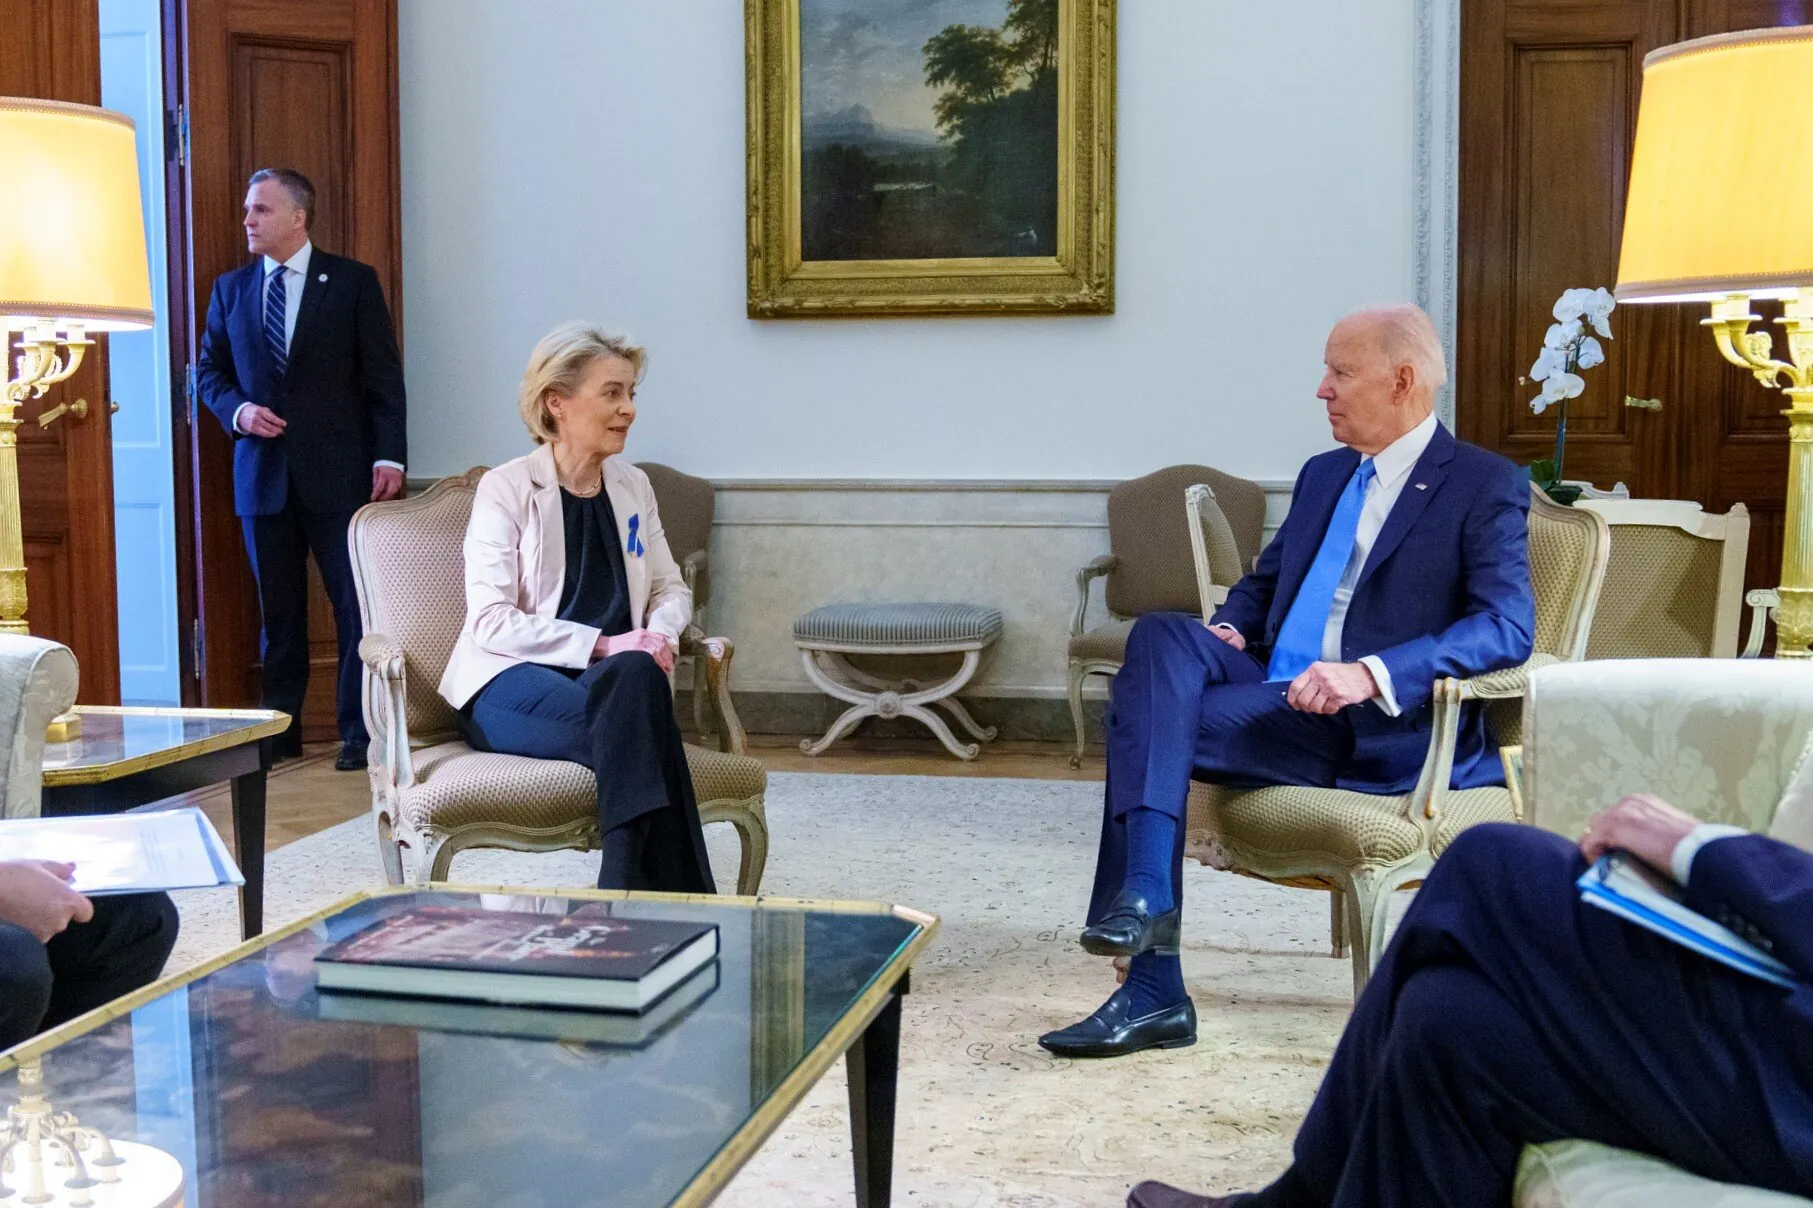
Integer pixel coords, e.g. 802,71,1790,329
1615,26,1813,658
0,97,155,737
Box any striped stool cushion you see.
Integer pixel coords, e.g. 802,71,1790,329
794,602,1004,649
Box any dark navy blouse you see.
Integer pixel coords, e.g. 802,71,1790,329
556,487,633,637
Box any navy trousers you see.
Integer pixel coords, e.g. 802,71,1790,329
458,652,714,894
244,496,366,748
1294,824,1812,1206
1088,612,1359,924
0,893,179,1050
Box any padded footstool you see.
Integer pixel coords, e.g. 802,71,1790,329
794,602,1004,760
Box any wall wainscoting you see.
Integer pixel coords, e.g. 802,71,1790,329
697,478,1293,739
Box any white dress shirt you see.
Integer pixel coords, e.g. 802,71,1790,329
233,240,403,473
1671,823,1750,885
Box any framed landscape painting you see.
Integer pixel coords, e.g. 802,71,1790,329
746,0,1116,317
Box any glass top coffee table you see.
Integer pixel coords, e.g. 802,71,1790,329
0,886,938,1208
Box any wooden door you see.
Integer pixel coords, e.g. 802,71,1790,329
175,0,401,739
1458,0,1811,603
1,0,123,705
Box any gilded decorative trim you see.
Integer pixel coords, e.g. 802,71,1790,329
745,0,1116,317
40,706,290,786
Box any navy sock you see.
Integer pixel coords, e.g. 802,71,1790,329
1122,807,1176,911
1121,951,1187,1015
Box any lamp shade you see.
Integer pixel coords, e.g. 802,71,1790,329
0,97,153,331
1615,26,1813,304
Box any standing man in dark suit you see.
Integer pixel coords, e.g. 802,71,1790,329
197,168,406,771
1040,304,1535,1058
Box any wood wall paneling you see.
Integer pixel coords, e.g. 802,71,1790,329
1460,0,1809,609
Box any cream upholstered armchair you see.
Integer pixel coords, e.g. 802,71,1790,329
1068,465,1265,767
0,634,78,819
1575,499,1756,658
348,470,769,892
1511,658,1813,1208
1183,487,1611,994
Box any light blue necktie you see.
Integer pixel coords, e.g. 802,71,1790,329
264,264,288,375
1267,459,1376,682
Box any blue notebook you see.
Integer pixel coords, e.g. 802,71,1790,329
1578,853,1797,990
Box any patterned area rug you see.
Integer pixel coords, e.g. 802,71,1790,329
169,773,1400,1207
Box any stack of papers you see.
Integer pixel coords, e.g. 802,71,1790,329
0,807,243,895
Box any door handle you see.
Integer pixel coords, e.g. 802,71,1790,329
36,397,88,427
1623,395,1663,411
35,398,117,427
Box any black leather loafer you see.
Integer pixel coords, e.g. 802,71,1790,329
1080,890,1182,957
1038,988,1196,1058
335,742,369,771
1127,1181,1243,1208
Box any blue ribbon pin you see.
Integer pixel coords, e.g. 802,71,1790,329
626,513,645,557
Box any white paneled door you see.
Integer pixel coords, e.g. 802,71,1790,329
100,0,179,704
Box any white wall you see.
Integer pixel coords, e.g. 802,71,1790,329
397,0,1418,483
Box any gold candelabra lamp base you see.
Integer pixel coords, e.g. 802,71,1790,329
0,1060,184,1207
2,321,92,742
1704,290,1813,659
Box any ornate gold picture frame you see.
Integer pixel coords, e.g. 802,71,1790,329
745,0,1116,318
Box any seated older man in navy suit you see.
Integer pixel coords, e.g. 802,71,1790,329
1040,304,1535,1058
1127,795,1813,1207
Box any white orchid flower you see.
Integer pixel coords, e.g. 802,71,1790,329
1530,370,1585,415
1543,319,1582,352
1553,288,1592,322
1530,346,1568,382
1576,336,1605,370
1583,287,1616,338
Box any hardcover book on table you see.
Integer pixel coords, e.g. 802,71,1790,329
313,905,719,1012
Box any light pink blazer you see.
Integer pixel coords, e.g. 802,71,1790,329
438,443,692,709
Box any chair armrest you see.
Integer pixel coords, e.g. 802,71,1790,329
1450,654,1561,702
1072,554,1119,637
0,636,78,820
1524,658,1813,841
1402,656,1560,830
358,633,414,789
1741,587,1779,658
681,632,748,754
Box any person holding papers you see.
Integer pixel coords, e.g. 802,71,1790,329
1127,795,1813,1208
0,863,177,1050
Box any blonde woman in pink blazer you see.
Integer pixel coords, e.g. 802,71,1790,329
437,323,711,892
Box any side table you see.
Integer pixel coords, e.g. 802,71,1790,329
40,706,291,939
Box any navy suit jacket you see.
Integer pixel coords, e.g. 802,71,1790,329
1685,833,1813,1183
197,249,406,517
1211,422,1535,790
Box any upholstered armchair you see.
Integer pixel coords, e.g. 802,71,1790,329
0,634,78,819
1067,465,1266,767
1511,658,1813,1208
1575,499,1756,658
1183,487,1611,995
637,462,717,738
348,470,769,892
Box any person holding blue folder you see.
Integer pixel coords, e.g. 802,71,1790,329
1128,794,1813,1208
0,861,177,1051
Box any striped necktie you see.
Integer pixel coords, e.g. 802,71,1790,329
264,263,288,375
